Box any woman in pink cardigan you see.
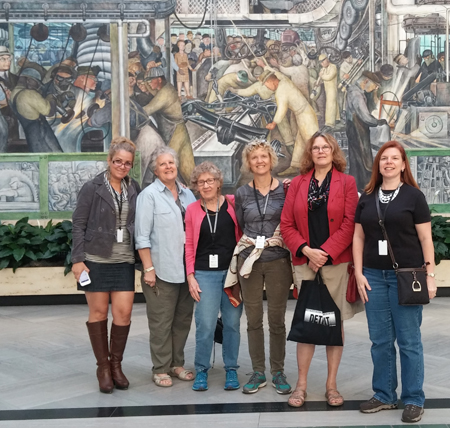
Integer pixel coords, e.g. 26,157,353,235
280,132,363,408
185,161,243,392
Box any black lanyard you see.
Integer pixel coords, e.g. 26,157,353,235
113,183,124,230
253,178,272,234
202,198,219,243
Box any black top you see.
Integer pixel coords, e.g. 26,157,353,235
308,200,332,265
235,182,290,262
195,200,237,270
355,184,431,270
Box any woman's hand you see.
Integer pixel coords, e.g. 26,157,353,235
355,272,371,303
72,262,89,282
187,274,202,302
427,276,437,299
144,270,156,287
303,247,328,268
282,178,291,186
308,260,320,272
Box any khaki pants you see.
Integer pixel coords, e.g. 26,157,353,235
238,256,293,375
142,275,194,373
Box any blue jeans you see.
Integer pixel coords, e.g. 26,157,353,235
363,268,425,407
194,270,243,372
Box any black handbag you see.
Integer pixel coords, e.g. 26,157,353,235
375,190,429,306
287,272,343,346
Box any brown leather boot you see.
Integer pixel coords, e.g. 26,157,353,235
86,319,114,394
110,323,131,390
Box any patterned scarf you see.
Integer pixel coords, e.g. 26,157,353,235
307,169,332,211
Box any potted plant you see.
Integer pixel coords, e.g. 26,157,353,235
0,217,78,297
431,214,450,289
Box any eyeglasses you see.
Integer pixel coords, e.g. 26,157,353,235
112,159,133,169
197,178,216,187
311,145,331,153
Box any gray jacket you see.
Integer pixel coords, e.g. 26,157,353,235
71,172,141,264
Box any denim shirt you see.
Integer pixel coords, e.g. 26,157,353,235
135,178,196,283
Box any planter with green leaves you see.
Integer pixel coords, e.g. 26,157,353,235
431,215,450,288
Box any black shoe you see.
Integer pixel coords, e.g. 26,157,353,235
360,397,398,413
402,404,424,423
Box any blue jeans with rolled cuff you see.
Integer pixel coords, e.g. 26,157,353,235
193,269,243,372
363,267,425,407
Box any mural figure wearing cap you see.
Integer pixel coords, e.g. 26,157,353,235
318,53,339,131
0,46,17,89
366,64,394,112
339,51,362,113
10,67,63,153
262,69,319,176
416,49,442,85
142,67,195,184
206,70,251,103
346,70,389,191
74,66,101,94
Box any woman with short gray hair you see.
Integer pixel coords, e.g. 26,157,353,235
185,161,243,391
135,147,196,387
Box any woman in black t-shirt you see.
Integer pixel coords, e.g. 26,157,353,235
185,162,243,392
353,141,436,424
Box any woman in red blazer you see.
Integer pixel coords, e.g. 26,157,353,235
280,132,363,408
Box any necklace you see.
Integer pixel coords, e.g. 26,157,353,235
378,186,400,203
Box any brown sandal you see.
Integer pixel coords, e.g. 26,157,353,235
325,389,344,406
288,389,307,407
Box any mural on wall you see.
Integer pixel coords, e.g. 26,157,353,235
0,162,39,211
48,160,107,212
1,0,450,216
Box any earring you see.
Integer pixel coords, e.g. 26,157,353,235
401,169,404,172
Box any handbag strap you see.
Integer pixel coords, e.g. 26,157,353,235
375,189,398,269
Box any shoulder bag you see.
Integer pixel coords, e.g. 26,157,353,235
375,189,429,306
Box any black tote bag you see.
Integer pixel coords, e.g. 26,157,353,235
287,272,343,346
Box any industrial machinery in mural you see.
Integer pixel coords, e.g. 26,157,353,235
1,0,450,214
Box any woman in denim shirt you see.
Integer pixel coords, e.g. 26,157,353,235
135,146,196,387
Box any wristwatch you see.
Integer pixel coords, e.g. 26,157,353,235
143,266,155,273
426,272,435,278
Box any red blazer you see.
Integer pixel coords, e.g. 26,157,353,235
280,168,358,266
185,195,242,276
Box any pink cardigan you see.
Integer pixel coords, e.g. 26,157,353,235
185,195,242,276
280,168,358,266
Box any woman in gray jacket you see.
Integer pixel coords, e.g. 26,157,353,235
71,136,140,394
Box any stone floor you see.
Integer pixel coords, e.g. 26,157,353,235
0,296,449,427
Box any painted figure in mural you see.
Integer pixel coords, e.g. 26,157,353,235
367,64,394,113
16,56,46,81
206,70,250,103
74,66,101,94
270,54,310,100
142,66,195,184
10,68,63,153
0,176,34,202
346,71,386,192
338,51,362,114
133,72,153,107
174,40,194,100
41,65,79,101
318,54,339,132
43,56,78,84
417,49,442,84
0,46,18,148
200,34,212,52
262,71,319,176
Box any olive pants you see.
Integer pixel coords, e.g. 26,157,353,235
238,256,293,375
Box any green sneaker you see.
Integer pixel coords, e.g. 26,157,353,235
242,372,267,394
272,372,292,395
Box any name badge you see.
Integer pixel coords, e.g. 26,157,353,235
378,240,388,256
209,254,218,268
116,228,123,243
255,235,265,249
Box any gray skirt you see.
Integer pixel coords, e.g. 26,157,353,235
77,260,135,292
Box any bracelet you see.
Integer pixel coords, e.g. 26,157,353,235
426,272,435,278
143,266,155,273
